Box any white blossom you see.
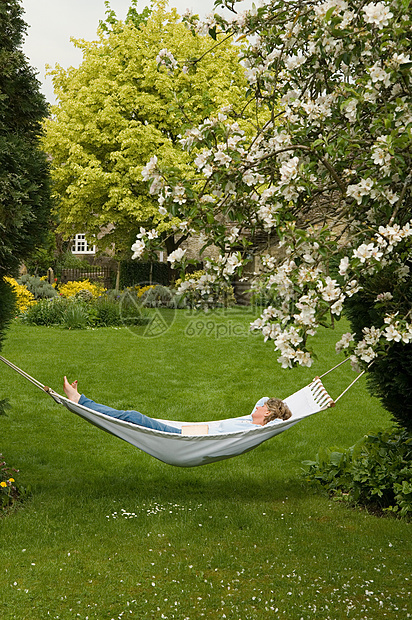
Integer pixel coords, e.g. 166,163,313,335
131,239,145,260
346,178,374,204
317,276,341,302
355,342,377,363
368,62,391,86
343,99,357,122
167,248,186,266
375,292,393,302
203,164,213,178
222,253,242,276
226,227,240,243
279,157,300,185
362,2,393,29
141,156,158,181
140,1,411,371
214,147,232,167
384,324,402,342
173,184,187,204
345,280,361,297
353,243,375,263
391,52,411,69
156,48,178,70
339,256,350,276
294,350,313,367
194,149,212,170
335,332,355,352
363,326,382,345
284,52,306,71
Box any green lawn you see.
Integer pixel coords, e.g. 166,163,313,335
0,308,410,620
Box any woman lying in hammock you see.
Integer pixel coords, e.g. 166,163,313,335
63,377,292,435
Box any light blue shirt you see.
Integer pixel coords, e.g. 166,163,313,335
209,397,277,434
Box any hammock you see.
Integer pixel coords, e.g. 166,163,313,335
0,356,364,467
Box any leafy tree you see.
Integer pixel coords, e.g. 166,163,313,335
140,0,412,429
0,0,52,411
44,1,249,259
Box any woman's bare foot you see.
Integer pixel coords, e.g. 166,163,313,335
63,376,81,403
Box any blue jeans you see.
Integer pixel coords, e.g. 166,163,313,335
78,395,181,434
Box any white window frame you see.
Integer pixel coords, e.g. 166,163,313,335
71,233,96,255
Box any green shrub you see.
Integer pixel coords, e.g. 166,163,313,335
92,297,121,326
344,263,412,431
23,298,92,329
22,297,67,326
139,284,180,308
21,294,150,329
303,427,412,518
117,291,151,326
62,301,92,329
74,289,94,303
18,274,57,299
0,281,16,412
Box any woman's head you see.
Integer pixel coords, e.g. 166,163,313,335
264,398,292,423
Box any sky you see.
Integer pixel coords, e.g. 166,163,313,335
20,0,232,104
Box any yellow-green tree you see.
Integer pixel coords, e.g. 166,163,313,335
44,1,248,256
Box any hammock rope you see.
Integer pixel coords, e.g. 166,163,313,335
0,355,365,467
318,357,368,403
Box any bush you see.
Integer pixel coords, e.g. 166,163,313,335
139,285,182,308
74,289,94,303
63,301,91,329
22,297,92,329
18,274,57,299
58,279,106,299
3,277,36,313
0,279,16,350
174,277,235,309
303,427,412,518
92,297,121,327
22,297,67,326
344,263,412,431
21,294,150,329
1,454,30,513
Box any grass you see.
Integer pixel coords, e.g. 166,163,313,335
0,307,411,620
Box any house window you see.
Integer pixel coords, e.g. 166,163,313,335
71,234,96,254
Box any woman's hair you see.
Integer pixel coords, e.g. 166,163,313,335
264,398,292,423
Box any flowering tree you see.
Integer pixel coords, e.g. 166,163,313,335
137,0,412,428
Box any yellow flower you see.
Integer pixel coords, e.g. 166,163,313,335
8,478,14,483
58,279,106,299
136,285,155,298
3,276,36,313
0,481,7,488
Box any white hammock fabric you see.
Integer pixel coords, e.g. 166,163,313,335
52,378,334,466
0,354,345,467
